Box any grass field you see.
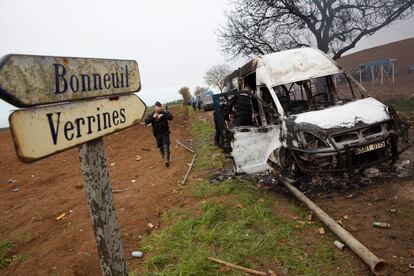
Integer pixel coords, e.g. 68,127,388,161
385,96,414,120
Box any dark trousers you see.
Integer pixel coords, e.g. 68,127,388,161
155,132,170,148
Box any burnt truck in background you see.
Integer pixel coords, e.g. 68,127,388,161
213,48,410,175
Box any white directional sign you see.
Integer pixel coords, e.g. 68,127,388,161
0,54,141,107
9,94,146,162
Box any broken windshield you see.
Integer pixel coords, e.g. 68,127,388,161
273,73,366,115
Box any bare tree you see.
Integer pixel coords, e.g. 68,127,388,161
178,86,191,103
219,0,414,60
204,64,232,92
193,86,208,96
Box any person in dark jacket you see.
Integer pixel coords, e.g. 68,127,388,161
227,93,253,127
144,101,173,167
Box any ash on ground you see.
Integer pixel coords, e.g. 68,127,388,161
210,160,413,199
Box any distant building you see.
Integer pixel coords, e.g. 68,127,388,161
337,38,414,77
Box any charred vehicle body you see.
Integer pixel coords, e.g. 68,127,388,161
213,48,410,175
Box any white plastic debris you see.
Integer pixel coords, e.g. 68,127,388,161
334,240,346,250
364,167,381,178
132,251,144,258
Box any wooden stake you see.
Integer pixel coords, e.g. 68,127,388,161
78,138,127,276
176,139,194,153
371,66,375,86
182,154,196,185
208,257,273,276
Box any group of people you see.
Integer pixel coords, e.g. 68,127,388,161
145,92,254,168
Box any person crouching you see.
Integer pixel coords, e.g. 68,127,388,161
145,101,173,167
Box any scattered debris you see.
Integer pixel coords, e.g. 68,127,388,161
276,175,391,276
409,264,414,269
318,227,326,235
334,240,346,250
306,213,313,221
336,219,345,228
373,222,390,228
112,189,128,194
135,155,142,161
75,184,83,189
343,215,350,220
141,148,152,151
148,223,154,229
364,167,381,178
56,210,73,221
110,162,116,167
207,257,271,276
209,170,234,184
235,203,244,209
12,188,20,192
131,251,144,258
8,179,17,183
131,180,137,183
386,209,397,213
394,160,412,177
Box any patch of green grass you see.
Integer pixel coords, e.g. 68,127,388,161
0,240,28,270
0,241,14,270
190,115,224,172
385,96,414,119
291,205,310,221
142,179,340,275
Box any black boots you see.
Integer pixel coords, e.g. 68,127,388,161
163,144,170,167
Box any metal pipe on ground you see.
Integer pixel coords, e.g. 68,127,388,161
275,175,391,276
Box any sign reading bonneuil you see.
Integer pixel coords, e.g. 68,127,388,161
0,54,141,107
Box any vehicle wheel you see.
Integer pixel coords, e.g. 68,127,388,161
276,148,300,177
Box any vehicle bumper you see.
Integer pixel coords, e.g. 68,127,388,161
290,133,409,173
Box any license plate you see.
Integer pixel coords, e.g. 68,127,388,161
355,141,386,155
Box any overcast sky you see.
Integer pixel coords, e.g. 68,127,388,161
0,0,413,127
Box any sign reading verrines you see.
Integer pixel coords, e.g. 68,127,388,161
0,54,146,276
10,95,145,162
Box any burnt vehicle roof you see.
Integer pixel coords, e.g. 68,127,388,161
224,48,343,89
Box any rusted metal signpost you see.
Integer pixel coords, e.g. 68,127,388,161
0,54,146,275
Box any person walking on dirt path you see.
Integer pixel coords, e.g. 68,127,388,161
145,101,173,167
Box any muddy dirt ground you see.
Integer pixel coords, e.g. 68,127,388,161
0,106,197,275
1,105,414,275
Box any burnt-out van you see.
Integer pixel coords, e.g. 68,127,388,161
215,48,410,175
